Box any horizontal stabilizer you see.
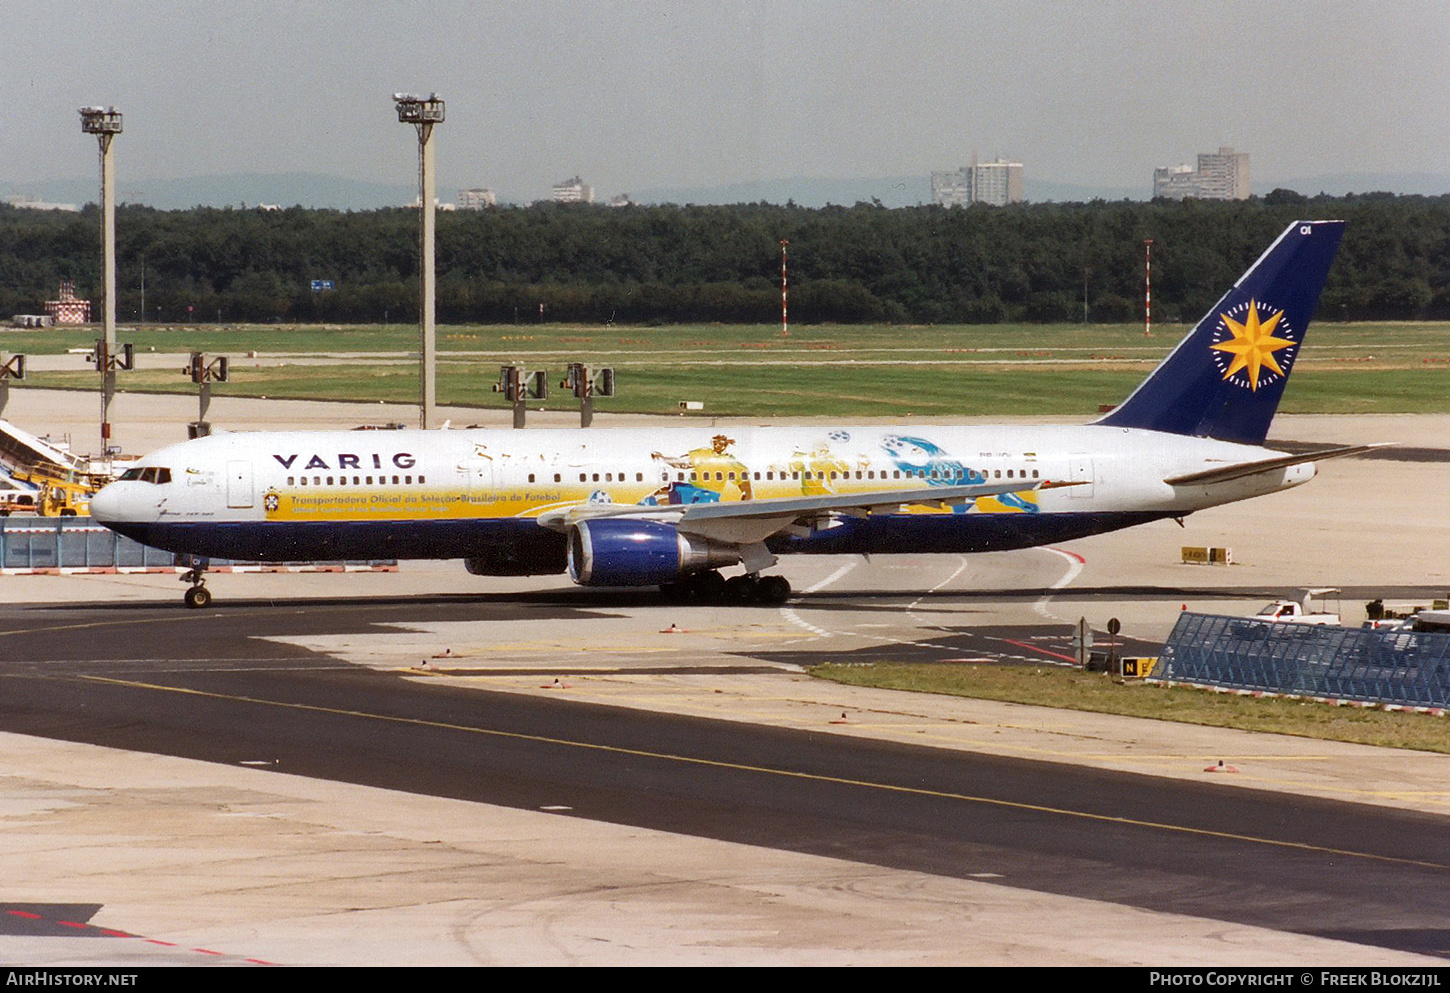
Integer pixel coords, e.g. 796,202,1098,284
1163,443,1390,486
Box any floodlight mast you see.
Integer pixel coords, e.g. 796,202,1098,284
80,106,122,450
393,93,445,429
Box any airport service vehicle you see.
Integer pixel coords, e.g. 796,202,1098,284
0,473,38,515
2,466,95,517
1255,590,1342,626
91,220,1372,608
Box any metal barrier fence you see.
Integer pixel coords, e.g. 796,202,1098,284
0,516,394,573
1157,612,1450,709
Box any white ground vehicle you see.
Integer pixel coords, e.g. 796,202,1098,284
1256,589,1342,625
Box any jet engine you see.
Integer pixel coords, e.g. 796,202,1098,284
567,518,740,586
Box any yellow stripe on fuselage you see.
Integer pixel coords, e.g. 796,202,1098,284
264,484,1040,522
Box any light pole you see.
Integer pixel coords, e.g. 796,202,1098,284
393,92,444,429
80,105,122,451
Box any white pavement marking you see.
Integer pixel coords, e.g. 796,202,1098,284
779,561,859,640
1033,547,1086,621
907,554,970,614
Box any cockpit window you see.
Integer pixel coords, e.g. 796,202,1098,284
119,467,172,484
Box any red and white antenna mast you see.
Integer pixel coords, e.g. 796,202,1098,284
780,239,790,338
1143,238,1154,338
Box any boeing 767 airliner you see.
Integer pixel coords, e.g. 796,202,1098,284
92,220,1369,608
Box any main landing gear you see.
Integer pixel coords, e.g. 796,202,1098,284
181,558,212,609
659,570,791,606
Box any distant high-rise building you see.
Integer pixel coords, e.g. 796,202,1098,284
552,176,594,204
930,169,972,207
1153,147,1250,200
1195,147,1251,200
971,160,1023,206
931,159,1023,206
458,188,496,210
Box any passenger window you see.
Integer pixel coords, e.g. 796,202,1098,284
555,474,562,483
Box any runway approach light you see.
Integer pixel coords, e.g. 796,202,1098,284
495,365,546,429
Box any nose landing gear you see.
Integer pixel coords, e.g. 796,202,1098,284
181,558,212,609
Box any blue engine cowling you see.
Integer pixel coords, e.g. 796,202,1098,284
568,518,740,586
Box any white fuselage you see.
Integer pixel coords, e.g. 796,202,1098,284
89,421,1313,567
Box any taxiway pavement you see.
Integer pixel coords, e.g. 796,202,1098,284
0,389,1447,965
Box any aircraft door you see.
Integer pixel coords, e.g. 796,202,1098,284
227,460,254,508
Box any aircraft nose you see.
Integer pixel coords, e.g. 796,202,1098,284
89,482,123,523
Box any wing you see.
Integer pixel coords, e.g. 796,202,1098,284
537,478,1075,546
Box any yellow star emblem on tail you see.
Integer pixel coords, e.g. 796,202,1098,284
1210,300,1293,391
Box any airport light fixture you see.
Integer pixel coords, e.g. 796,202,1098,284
80,106,123,451
393,92,445,429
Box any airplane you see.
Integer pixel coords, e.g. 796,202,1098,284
91,219,1372,609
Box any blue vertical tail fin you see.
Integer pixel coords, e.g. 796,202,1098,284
1096,220,1344,445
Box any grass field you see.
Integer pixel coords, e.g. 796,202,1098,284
5,320,1450,417
812,662,1450,754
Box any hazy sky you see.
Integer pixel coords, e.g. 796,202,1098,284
4,0,1447,201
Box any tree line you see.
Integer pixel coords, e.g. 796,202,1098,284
1,192,1447,325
